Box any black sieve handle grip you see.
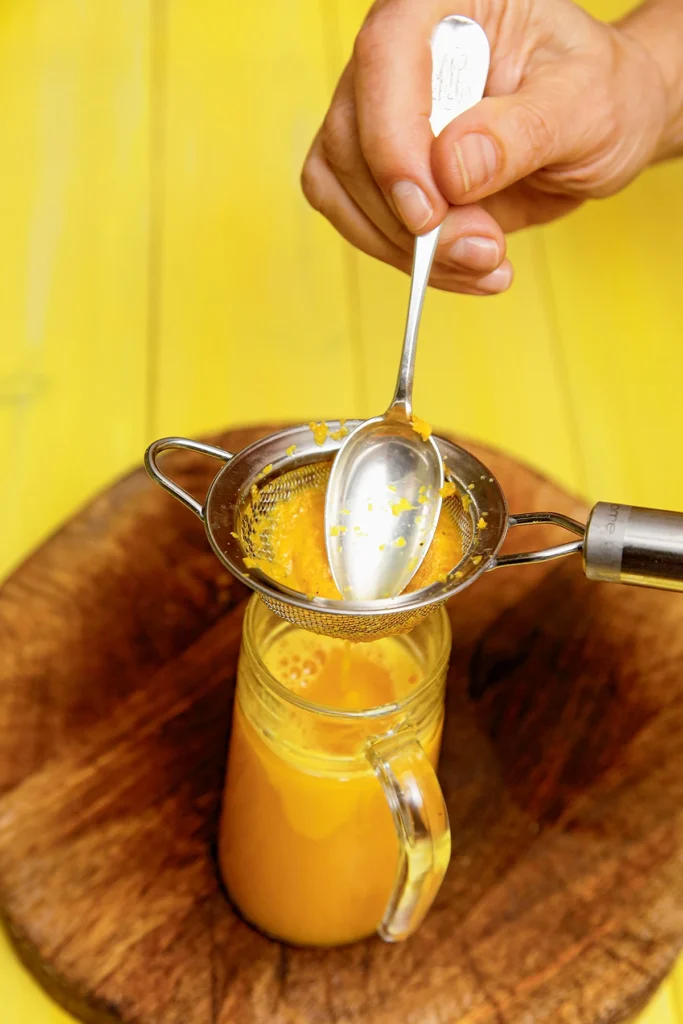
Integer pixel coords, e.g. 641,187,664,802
144,437,234,519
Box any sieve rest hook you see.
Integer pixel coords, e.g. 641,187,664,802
144,437,234,519
489,512,585,570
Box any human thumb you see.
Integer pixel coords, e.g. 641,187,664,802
431,90,561,203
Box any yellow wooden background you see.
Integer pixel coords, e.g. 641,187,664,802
2,0,683,1020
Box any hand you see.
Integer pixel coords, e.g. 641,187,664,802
300,0,668,294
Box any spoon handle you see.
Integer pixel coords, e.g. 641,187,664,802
391,16,490,416
392,229,442,413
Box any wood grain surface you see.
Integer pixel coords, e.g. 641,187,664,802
1,426,682,1024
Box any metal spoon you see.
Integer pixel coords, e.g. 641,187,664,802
325,15,491,601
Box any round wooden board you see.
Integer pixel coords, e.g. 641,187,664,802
1,425,683,1024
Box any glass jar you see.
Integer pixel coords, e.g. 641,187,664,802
218,596,452,947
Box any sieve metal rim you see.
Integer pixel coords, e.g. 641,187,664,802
145,423,510,617
209,425,507,614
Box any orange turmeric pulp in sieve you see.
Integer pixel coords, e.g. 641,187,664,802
243,484,463,599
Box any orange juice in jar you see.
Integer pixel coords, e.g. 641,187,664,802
218,597,451,947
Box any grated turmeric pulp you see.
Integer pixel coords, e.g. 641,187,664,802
411,415,432,442
243,484,463,598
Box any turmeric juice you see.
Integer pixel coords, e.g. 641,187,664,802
218,599,450,947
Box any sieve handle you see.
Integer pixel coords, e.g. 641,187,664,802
367,727,450,942
490,512,586,569
144,437,234,519
583,502,683,591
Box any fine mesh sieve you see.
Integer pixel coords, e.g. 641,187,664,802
147,421,683,643
239,458,475,640
145,423,513,642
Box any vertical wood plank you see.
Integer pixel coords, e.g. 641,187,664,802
153,0,361,439
0,0,150,579
540,0,683,512
542,161,683,510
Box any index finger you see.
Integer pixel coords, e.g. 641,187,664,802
352,0,478,232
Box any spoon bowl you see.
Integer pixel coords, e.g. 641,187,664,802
324,412,443,601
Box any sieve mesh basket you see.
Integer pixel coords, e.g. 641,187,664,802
240,458,475,640
145,423,510,642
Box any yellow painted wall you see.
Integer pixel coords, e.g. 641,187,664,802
1,1,682,1020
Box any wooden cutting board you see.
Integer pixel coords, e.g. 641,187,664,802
1,425,682,1024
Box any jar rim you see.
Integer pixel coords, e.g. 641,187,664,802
241,597,452,721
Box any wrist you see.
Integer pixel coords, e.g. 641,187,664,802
617,0,683,163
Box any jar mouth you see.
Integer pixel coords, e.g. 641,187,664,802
241,597,452,721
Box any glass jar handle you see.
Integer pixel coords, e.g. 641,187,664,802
367,728,451,941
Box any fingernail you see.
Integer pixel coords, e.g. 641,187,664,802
449,236,500,272
453,134,498,193
476,264,513,294
390,181,433,232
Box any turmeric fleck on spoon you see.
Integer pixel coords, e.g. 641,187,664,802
411,415,432,442
391,497,417,516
